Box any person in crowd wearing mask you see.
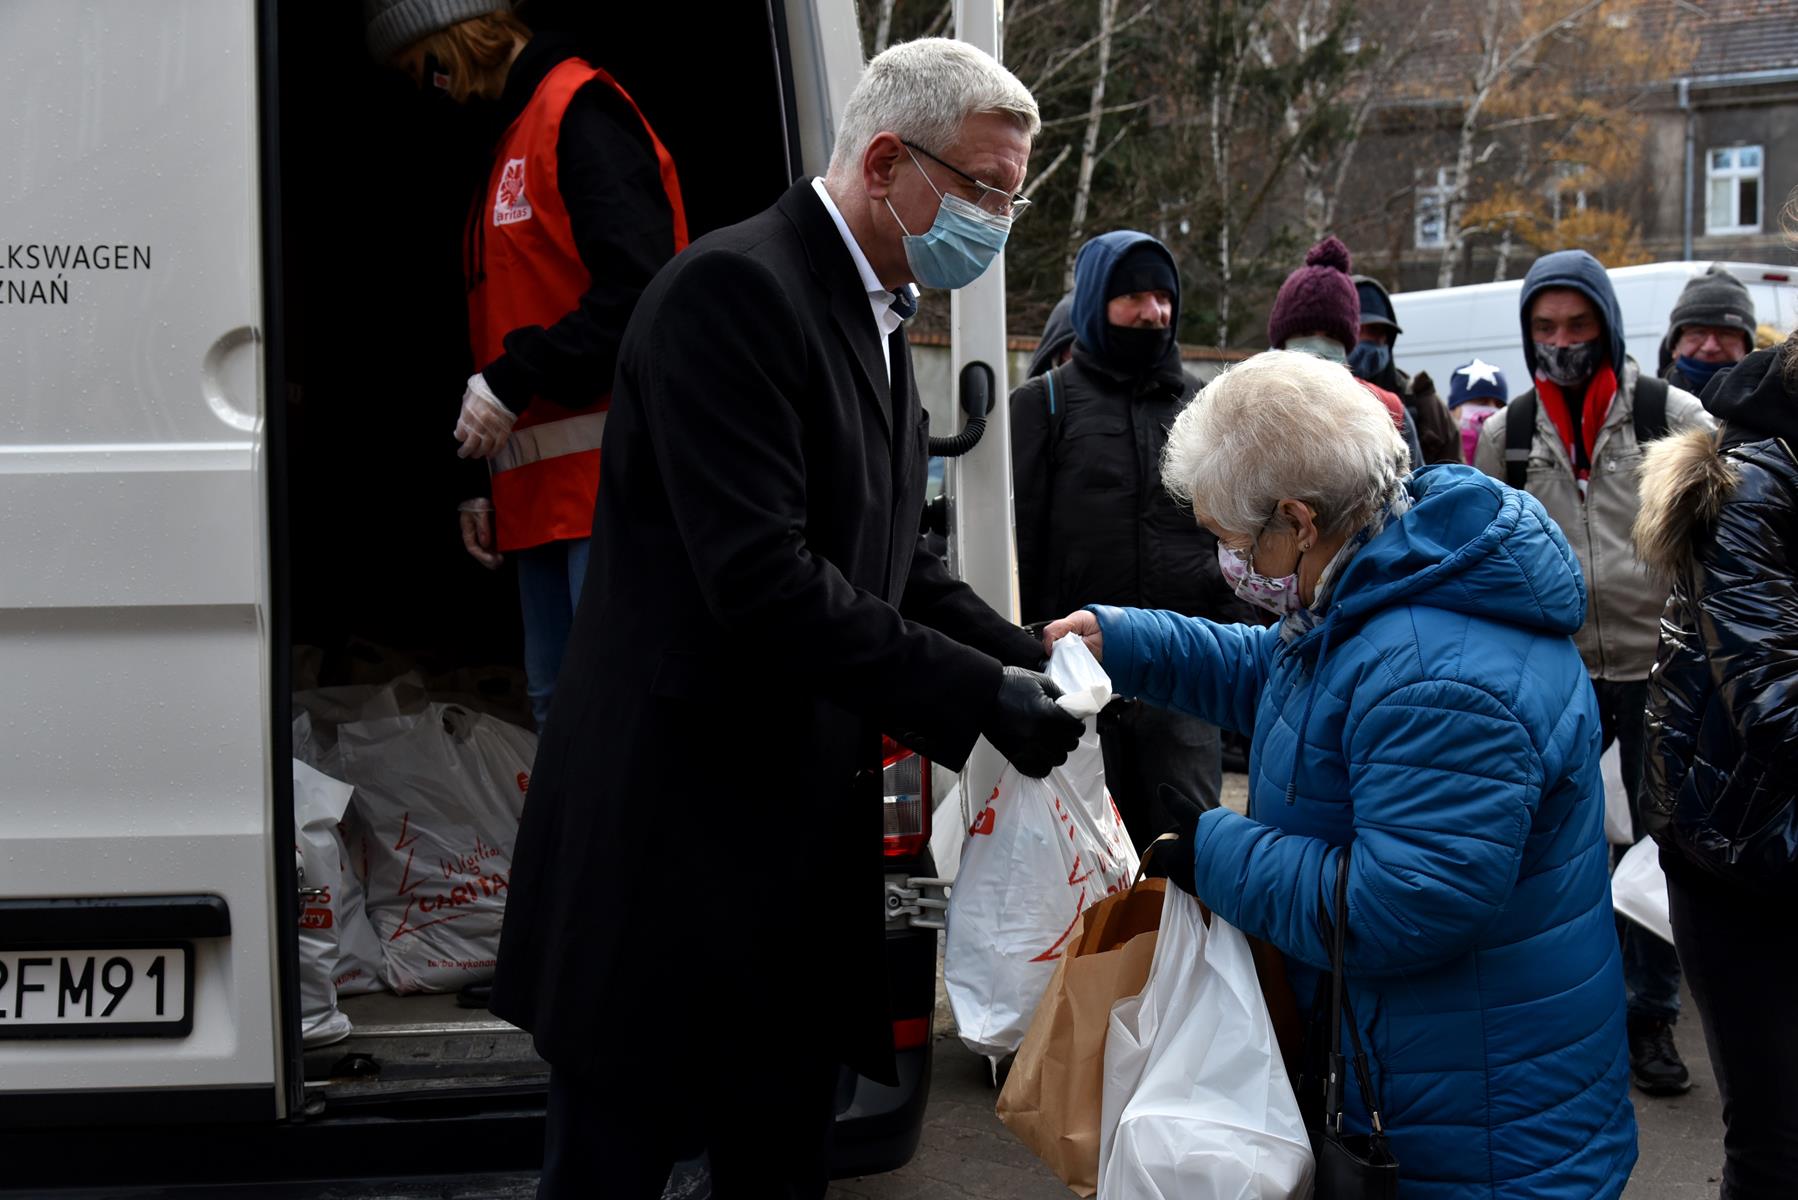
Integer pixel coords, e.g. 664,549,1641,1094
1026,292,1075,378
1011,231,1251,842
1659,265,1756,396
1474,249,1712,1097
1352,273,1461,463
1267,237,1425,467
1044,349,1637,1198
491,39,1082,1197
1448,357,1508,464
369,0,686,734
1636,329,1798,1198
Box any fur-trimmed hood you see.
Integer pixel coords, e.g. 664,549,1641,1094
1633,428,1738,579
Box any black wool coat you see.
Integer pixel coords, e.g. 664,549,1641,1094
490,180,1043,1083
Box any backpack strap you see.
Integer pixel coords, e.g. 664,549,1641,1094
1044,364,1067,449
1634,375,1670,445
1505,391,1538,490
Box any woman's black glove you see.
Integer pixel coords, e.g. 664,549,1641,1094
1141,783,1205,895
983,666,1084,778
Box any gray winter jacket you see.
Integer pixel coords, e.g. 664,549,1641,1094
1474,358,1711,680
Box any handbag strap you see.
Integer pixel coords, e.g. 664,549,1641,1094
1322,851,1392,1137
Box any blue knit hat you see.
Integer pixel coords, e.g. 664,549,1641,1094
1446,358,1508,409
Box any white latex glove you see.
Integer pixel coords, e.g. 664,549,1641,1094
457,498,504,570
454,373,515,460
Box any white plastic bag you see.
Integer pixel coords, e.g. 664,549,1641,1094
1099,886,1314,1199
336,704,536,994
1600,742,1635,846
293,713,390,997
1612,836,1674,945
945,636,1139,1058
293,759,355,1047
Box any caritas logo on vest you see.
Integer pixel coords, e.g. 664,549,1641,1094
493,157,533,226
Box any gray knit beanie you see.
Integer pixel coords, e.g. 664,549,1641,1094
1659,264,1757,370
364,0,511,62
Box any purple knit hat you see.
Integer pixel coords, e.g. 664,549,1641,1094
1266,236,1360,352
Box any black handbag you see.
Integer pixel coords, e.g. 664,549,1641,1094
1301,852,1400,1198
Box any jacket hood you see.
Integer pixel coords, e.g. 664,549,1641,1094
1518,250,1626,380
1027,293,1076,378
1702,345,1798,448
1071,231,1181,366
1632,427,1735,581
1319,465,1587,642
1351,273,1402,341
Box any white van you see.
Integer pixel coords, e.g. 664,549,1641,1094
1390,261,1798,397
0,0,1020,1188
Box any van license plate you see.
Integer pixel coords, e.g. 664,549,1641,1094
0,946,192,1038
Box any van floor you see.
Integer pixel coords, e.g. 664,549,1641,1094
304,993,546,1108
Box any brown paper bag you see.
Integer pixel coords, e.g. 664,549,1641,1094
996,879,1167,1197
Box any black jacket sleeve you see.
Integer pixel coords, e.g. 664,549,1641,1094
481,82,678,410
899,535,1045,671
1010,374,1055,623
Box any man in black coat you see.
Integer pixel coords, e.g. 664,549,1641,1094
1010,231,1250,845
490,37,1080,1199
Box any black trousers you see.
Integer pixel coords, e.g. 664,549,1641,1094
1100,700,1223,853
1667,871,1798,1199
539,1047,838,1198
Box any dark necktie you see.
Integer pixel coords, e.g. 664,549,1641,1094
889,287,917,322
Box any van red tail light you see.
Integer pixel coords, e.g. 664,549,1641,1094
881,736,931,859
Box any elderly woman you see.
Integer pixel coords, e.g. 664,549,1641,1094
1045,350,1636,1197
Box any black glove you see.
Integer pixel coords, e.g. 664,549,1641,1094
1140,783,1205,895
983,666,1085,778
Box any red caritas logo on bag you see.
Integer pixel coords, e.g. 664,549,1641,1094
969,785,999,836
493,157,532,226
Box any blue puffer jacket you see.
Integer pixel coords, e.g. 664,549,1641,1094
1092,465,1636,1199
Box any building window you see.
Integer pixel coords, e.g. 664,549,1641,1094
1415,168,1450,249
1707,145,1762,235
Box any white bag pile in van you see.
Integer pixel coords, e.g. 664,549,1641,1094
945,635,1140,1059
293,759,355,1047
336,704,536,994
292,712,388,996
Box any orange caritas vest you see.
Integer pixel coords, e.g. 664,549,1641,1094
467,58,688,553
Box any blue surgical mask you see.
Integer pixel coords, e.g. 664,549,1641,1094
1285,336,1347,365
1347,339,1392,381
885,149,1012,290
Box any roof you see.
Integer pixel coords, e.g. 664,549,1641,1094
1690,3,1798,77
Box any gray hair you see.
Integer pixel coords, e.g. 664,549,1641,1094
1161,350,1410,537
827,37,1040,178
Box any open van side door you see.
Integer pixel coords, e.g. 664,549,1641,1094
0,0,283,1121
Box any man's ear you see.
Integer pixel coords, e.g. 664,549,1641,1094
862,132,906,201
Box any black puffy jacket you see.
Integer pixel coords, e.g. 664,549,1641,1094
1638,345,1798,897
1010,345,1249,626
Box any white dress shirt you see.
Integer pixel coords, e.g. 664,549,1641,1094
811,177,916,384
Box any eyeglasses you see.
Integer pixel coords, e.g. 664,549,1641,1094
902,140,1031,220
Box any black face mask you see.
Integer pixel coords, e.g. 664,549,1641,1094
1105,325,1173,376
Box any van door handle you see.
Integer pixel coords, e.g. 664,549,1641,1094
201,324,261,432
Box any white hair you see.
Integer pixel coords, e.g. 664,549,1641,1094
827,37,1040,179
1161,350,1410,537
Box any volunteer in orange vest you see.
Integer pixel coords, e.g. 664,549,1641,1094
368,0,687,731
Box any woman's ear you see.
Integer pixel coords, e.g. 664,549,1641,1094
1276,499,1321,551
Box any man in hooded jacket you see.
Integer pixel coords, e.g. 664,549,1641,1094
1352,273,1461,464
1010,231,1248,841
1474,248,1712,1097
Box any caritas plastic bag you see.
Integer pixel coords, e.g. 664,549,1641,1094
945,635,1139,1058
336,704,536,994
293,759,355,1047
1099,885,1314,1199
1612,836,1674,945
